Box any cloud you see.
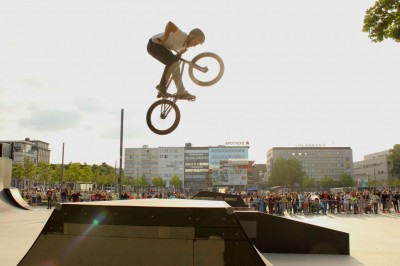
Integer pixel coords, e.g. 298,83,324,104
18,108,82,131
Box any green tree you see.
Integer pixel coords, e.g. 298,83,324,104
64,163,82,182
12,163,24,188
388,144,400,178
152,176,166,187
170,175,182,189
80,164,93,183
320,176,337,189
302,176,316,190
23,157,36,186
92,163,115,187
338,173,355,187
36,162,52,185
51,164,63,184
269,158,305,190
363,0,400,42
135,176,148,187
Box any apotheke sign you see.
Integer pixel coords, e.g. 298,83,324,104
225,141,250,146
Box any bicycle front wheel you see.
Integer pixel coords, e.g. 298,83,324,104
146,99,181,135
188,52,224,86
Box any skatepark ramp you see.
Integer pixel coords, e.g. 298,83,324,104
236,210,349,254
19,199,270,266
0,157,31,210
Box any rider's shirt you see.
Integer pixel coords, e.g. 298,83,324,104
152,29,188,53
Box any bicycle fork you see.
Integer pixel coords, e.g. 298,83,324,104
159,99,177,119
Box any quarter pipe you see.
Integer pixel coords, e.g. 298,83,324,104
0,158,31,210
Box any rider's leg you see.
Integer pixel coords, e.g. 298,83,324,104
147,39,178,91
171,62,185,93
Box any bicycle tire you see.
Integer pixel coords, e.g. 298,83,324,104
146,99,181,135
188,52,224,86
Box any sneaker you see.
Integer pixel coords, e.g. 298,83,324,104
176,90,196,100
156,84,168,98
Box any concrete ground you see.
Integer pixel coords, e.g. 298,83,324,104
0,206,399,266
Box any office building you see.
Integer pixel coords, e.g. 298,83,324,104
353,150,390,187
266,146,353,181
0,138,50,164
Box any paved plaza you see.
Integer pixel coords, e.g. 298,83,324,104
0,206,399,266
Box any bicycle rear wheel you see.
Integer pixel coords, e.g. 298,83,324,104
146,99,181,135
188,52,224,86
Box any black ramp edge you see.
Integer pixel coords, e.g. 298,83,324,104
236,211,349,255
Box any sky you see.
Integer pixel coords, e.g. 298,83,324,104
0,0,399,166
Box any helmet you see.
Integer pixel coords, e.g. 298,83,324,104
189,28,205,44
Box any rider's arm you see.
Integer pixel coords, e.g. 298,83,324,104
160,21,179,43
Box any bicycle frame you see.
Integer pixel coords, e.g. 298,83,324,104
165,56,208,97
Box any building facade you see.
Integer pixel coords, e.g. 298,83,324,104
124,143,250,192
184,143,209,192
0,138,50,164
266,147,353,182
124,145,159,183
158,146,185,187
353,150,390,187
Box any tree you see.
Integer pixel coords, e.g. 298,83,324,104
170,175,182,190
363,0,400,42
135,176,148,187
269,158,305,190
36,162,52,186
302,176,316,190
152,176,166,187
12,163,24,188
23,157,36,187
92,163,115,187
64,163,82,182
338,173,354,187
388,144,400,178
320,176,337,190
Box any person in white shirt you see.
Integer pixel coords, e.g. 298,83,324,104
147,21,205,100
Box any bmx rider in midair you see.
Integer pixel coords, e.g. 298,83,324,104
147,21,205,100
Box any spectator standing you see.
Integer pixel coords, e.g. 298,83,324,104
394,191,400,213
31,188,38,208
69,190,82,202
371,192,380,214
46,188,53,209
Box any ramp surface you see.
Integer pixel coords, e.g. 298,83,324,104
19,199,270,266
3,188,31,210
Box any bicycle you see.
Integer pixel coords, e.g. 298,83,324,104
146,52,224,135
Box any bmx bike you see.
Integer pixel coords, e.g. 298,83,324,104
146,52,224,135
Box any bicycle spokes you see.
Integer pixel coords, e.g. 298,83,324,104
160,102,173,119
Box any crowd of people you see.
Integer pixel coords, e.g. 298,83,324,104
244,190,400,216
22,186,400,217
22,187,187,209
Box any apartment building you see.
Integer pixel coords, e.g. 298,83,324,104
353,150,390,187
266,146,353,181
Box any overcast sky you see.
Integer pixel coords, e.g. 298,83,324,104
1,0,398,166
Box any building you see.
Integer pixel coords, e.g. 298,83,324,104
353,150,390,187
211,159,253,187
124,143,250,192
0,138,50,164
158,146,185,187
266,147,353,182
124,145,159,182
184,143,209,192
